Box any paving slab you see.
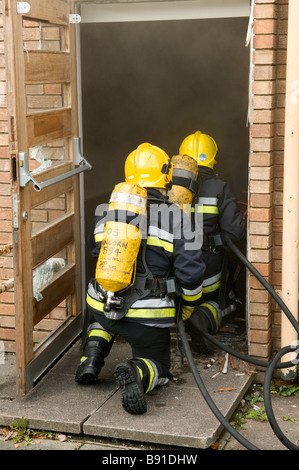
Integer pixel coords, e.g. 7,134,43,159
0,337,254,449
83,344,255,449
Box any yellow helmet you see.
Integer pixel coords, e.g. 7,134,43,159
125,143,172,189
179,130,218,169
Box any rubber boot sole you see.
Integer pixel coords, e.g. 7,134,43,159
114,362,147,415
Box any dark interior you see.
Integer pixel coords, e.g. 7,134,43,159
80,17,250,283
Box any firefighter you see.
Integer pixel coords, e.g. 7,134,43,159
75,143,206,415
179,130,246,354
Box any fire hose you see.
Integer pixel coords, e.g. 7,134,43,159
178,232,299,451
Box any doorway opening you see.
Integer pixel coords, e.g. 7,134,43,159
80,17,250,294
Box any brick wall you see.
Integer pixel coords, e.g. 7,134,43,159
248,0,288,359
0,0,14,352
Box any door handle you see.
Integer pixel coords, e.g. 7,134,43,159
19,138,92,192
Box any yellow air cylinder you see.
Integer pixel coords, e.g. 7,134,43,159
167,154,198,213
95,182,147,294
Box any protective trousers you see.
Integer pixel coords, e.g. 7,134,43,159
76,309,171,391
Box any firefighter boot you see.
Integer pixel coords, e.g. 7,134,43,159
186,302,219,355
75,340,105,384
114,359,149,415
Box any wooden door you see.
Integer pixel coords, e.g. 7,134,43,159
4,0,87,394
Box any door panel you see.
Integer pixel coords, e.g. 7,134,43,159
4,0,85,394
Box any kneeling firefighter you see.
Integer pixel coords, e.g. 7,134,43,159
75,143,206,415
178,130,246,354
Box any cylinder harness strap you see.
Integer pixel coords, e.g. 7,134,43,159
202,232,224,253
171,168,199,195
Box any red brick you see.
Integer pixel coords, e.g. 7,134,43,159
252,80,275,95
250,166,273,181
250,234,272,249
250,123,275,138
250,153,274,166
251,194,272,207
250,207,273,221
249,328,271,344
254,4,277,19
250,316,271,330
254,19,277,34
253,65,276,80
253,34,277,49
251,109,274,124
248,342,272,359
250,262,271,277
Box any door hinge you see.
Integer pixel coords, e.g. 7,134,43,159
69,14,81,24
16,1,30,14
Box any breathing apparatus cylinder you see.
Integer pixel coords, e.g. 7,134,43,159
95,182,147,308
167,154,198,213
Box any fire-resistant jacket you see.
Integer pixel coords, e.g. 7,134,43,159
86,188,206,328
192,167,246,298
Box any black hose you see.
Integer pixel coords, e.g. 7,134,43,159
198,329,295,370
178,317,259,450
263,346,299,450
222,233,299,336
178,232,299,450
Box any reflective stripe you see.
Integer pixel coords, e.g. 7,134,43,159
201,301,219,329
87,293,105,311
203,272,221,287
181,282,203,302
147,236,174,252
94,231,104,243
194,197,219,215
203,281,221,293
125,308,175,319
137,367,143,382
203,272,221,293
94,221,105,233
147,225,174,243
138,358,155,393
131,297,176,309
181,305,194,320
181,289,202,302
87,329,113,342
197,205,219,214
109,192,147,208
86,293,176,320
198,197,218,205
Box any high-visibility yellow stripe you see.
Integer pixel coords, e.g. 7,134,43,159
94,232,104,243
147,236,174,253
181,290,203,302
125,308,176,319
87,293,176,319
137,367,143,381
202,280,221,293
197,205,219,214
88,329,113,342
87,293,105,311
201,302,219,328
138,358,155,394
